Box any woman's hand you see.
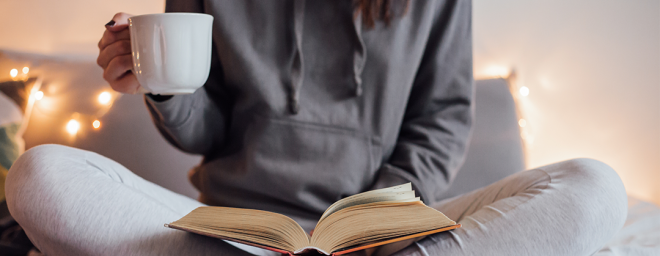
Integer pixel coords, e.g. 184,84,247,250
97,12,141,94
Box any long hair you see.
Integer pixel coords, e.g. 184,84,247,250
353,0,411,28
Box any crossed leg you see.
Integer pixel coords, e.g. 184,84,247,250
6,144,276,256
386,158,627,256
6,145,628,256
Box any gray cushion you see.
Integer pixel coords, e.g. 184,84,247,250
440,78,526,200
0,50,202,198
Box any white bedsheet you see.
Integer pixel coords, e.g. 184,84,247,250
595,196,660,256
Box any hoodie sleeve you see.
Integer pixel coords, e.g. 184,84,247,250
370,0,474,203
143,0,230,155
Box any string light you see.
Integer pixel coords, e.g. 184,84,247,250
518,118,527,128
34,91,44,100
483,66,511,78
66,119,80,135
56,90,119,136
98,91,112,105
92,120,101,129
7,67,120,137
519,86,530,97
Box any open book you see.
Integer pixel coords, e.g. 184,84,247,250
166,183,460,255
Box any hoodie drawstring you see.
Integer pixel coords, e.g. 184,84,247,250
289,0,305,115
287,1,366,114
352,11,366,97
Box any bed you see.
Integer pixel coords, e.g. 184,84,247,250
596,196,660,255
0,50,659,255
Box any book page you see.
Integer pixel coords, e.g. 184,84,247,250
166,206,310,253
311,201,457,254
318,183,416,222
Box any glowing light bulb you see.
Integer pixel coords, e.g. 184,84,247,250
98,91,112,105
92,120,101,129
519,86,530,97
518,119,527,128
22,67,29,74
10,69,18,78
34,91,44,100
66,119,80,135
483,66,510,78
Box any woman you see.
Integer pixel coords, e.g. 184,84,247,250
6,0,627,255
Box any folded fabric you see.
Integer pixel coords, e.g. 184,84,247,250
0,78,38,203
0,94,22,202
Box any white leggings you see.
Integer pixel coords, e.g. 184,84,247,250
5,145,627,256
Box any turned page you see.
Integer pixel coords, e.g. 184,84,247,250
166,207,310,252
309,201,456,254
318,183,416,222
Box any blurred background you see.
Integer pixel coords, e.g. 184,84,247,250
0,0,658,205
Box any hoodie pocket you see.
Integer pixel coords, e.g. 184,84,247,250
195,115,381,220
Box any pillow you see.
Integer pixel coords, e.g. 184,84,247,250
0,77,40,207
0,49,201,199
440,78,526,200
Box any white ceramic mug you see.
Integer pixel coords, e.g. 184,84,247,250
128,13,214,95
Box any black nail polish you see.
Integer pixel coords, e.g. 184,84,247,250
105,20,116,26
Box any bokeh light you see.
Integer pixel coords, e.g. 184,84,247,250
66,119,80,135
483,65,511,78
34,91,44,100
98,91,112,105
92,120,101,129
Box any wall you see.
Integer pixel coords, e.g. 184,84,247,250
0,0,164,57
0,0,658,204
473,0,660,205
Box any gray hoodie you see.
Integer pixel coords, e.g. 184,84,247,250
146,0,473,231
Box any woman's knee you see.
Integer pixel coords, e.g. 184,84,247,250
5,144,83,218
553,158,622,184
543,158,628,244
550,158,627,203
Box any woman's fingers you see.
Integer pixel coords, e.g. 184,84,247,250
106,12,133,32
97,12,140,94
103,54,139,94
98,28,130,51
97,39,132,69
97,12,132,55
104,54,132,82
111,72,141,94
